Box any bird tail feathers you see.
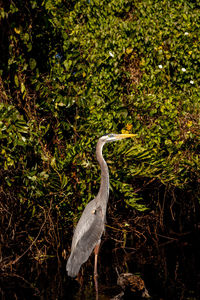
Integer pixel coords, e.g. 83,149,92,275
66,253,81,277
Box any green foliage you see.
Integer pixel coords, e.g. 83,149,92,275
0,0,199,226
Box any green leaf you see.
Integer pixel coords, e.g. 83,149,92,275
29,58,37,70
21,82,26,94
14,75,19,87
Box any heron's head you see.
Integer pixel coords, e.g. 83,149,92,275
100,133,137,143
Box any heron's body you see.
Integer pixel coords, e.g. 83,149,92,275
66,133,136,283
66,200,104,277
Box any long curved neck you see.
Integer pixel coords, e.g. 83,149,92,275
96,139,109,205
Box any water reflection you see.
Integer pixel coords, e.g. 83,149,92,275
1,236,200,300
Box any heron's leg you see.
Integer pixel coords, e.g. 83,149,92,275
94,242,100,299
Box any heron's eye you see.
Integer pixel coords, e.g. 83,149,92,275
108,133,114,138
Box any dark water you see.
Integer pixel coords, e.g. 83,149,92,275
1,236,200,300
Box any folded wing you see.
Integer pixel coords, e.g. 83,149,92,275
66,202,104,277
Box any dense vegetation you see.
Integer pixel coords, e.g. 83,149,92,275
0,0,199,288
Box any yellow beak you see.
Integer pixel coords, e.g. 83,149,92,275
116,133,137,140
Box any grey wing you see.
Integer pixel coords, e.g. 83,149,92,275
66,201,104,277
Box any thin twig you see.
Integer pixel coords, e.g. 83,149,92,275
1,272,40,295
1,200,52,270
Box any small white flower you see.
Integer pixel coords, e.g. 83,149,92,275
181,68,186,72
158,65,163,69
109,51,114,57
184,32,189,36
190,80,194,84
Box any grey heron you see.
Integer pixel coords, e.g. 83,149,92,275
66,133,136,297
